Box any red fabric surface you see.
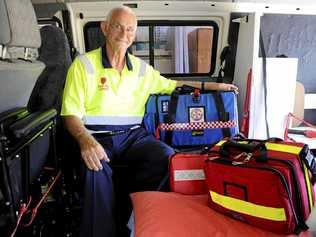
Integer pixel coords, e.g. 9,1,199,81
131,191,313,237
169,153,209,195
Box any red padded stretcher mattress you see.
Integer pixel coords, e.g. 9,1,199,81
131,192,313,237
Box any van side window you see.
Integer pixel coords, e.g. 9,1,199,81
84,20,218,76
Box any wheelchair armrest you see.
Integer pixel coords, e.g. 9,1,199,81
0,107,29,125
9,109,57,139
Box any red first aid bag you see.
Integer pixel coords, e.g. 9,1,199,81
204,138,316,234
169,153,208,195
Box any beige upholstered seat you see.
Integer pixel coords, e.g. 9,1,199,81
0,0,44,113
292,81,305,127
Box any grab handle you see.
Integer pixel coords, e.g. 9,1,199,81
219,139,267,162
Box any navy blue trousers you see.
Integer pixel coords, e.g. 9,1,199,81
80,125,174,237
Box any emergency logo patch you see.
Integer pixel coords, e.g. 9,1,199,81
189,107,205,123
98,77,108,90
161,100,169,113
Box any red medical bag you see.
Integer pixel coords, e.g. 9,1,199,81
204,138,315,234
169,153,208,195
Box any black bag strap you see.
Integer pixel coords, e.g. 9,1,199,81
211,92,231,138
165,88,180,124
217,46,231,83
165,85,201,123
163,89,181,145
164,86,200,144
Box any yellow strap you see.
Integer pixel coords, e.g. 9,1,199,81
215,140,226,146
210,191,286,221
303,163,314,209
215,140,302,155
215,140,248,146
265,143,302,155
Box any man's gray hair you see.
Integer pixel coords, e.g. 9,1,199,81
106,6,137,23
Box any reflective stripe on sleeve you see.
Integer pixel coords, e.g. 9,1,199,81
138,59,147,77
82,115,143,125
78,54,94,75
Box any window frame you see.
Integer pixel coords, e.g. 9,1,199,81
83,20,219,78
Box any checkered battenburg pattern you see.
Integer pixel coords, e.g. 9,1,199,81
159,120,237,131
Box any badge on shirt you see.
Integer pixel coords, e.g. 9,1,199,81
98,77,109,90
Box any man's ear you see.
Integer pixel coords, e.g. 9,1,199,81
100,21,108,35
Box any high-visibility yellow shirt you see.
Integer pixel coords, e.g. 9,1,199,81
61,47,177,125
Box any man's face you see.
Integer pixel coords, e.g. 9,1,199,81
102,10,137,52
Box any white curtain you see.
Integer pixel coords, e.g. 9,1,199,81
174,27,191,73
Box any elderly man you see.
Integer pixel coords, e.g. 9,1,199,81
61,6,237,237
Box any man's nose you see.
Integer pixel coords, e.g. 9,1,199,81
119,29,127,35
119,28,129,37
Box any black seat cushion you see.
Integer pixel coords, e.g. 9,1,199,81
28,25,72,112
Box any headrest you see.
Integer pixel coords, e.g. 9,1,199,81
0,0,41,48
39,25,72,66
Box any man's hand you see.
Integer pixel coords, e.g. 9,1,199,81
78,133,110,171
217,83,238,93
63,115,110,171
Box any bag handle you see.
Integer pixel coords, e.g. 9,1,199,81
165,85,200,124
219,139,268,162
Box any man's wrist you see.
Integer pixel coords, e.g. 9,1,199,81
77,132,93,146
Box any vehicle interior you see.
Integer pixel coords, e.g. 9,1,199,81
0,0,316,236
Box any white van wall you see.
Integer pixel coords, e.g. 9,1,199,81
66,1,232,76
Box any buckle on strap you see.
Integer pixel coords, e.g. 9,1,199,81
89,125,141,137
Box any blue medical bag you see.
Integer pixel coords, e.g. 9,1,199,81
143,86,239,148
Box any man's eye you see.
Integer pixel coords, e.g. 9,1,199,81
127,27,134,32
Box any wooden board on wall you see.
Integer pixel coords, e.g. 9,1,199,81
188,28,213,73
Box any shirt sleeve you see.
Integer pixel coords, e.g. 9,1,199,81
146,65,177,95
60,57,87,118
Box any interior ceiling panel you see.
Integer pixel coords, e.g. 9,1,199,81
32,0,64,3
31,0,315,4
30,0,234,3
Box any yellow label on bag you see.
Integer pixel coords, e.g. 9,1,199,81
265,143,302,155
210,191,286,221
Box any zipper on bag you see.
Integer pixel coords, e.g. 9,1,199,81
267,157,309,231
